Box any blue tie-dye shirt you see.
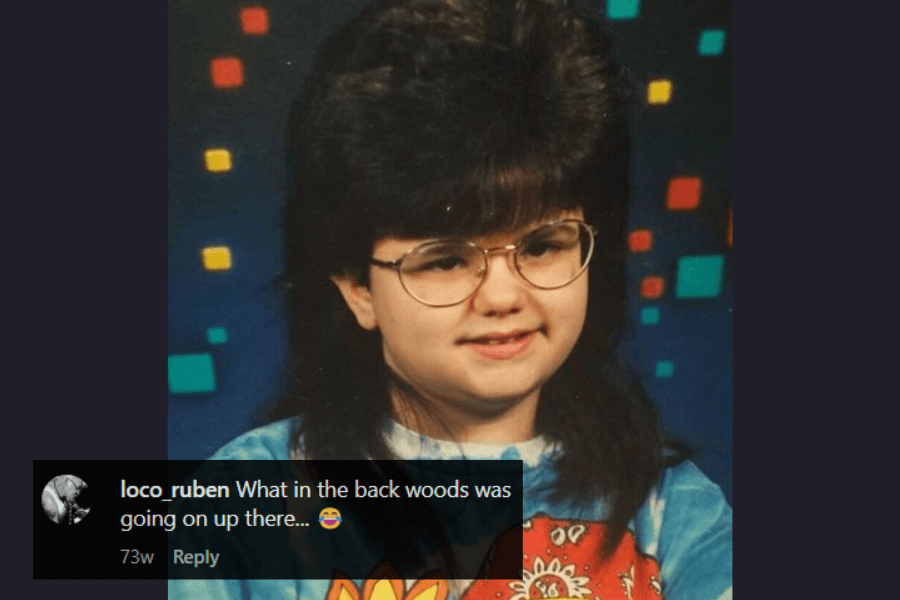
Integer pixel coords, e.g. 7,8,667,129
168,418,732,600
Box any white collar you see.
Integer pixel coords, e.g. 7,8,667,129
382,419,560,468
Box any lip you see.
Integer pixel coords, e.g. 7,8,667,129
461,329,538,360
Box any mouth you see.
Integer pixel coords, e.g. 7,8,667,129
460,329,541,360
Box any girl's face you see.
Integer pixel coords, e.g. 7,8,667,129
331,209,589,419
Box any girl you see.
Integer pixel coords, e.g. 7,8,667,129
169,0,732,598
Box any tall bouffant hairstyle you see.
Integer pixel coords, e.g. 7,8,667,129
268,0,688,559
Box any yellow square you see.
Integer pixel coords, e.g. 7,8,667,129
202,246,232,270
647,79,673,104
204,149,232,172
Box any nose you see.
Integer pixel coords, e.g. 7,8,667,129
470,248,526,315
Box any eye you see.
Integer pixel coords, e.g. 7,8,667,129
418,256,468,271
519,223,581,259
404,243,475,274
521,239,564,258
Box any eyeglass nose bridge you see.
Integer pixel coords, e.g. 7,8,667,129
472,243,522,279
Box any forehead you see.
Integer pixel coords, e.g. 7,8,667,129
373,208,584,256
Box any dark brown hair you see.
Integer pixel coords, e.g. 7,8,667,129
266,0,688,559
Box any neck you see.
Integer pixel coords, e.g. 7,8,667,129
388,381,540,444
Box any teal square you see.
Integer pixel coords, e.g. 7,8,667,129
607,0,640,20
206,326,228,345
640,306,660,325
698,29,726,55
676,255,724,299
168,353,216,394
655,360,674,378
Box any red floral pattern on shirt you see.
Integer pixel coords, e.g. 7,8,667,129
321,515,663,600
460,514,663,600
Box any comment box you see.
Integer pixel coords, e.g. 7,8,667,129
34,459,524,580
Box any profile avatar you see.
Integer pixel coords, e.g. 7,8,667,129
318,508,342,529
42,475,92,525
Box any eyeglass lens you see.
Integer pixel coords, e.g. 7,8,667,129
397,221,593,306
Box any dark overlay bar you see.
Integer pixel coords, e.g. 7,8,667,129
34,460,524,580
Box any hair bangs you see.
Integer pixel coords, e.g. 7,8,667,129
374,163,585,242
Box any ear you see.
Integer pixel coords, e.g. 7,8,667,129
330,273,378,331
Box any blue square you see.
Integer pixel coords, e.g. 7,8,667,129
206,326,228,344
655,360,674,378
698,29,726,56
640,306,660,325
168,353,217,394
676,255,724,298
607,0,640,20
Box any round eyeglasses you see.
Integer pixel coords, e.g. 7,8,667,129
368,219,598,307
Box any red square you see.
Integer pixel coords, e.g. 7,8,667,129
211,57,244,88
628,229,653,252
240,7,269,35
640,276,665,299
727,209,732,247
666,176,702,210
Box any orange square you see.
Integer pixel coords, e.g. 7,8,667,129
240,7,269,35
666,176,702,210
628,229,653,252
211,57,244,88
640,276,665,299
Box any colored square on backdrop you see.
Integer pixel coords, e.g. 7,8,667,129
655,360,674,378
607,0,640,20
666,176,702,210
640,276,664,299
206,327,228,344
240,7,269,34
698,29,726,55
640,306,660,325
676,255,724,298
168,353,217,394
728,209,732,247
210,57,244,88
202,246,232,271
204,149,232,172
647,79,672,104
628,229,653,252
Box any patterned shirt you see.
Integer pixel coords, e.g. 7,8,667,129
168,418,732,600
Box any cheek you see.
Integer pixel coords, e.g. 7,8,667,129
374,300,449,369
561,278,589,319
380,312,450,359
555,283,589,344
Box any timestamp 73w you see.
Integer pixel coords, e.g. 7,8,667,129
121,549,154,564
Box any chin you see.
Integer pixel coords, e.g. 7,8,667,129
459,384,542,411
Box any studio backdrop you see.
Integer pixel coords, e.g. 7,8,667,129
168,0,732,502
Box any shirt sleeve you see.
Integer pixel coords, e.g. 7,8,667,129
641,461,733,600
167,578,323,600
168,420,302,599
206,418,297,461
167,578,245,600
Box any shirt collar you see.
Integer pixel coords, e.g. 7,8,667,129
382,418,560,468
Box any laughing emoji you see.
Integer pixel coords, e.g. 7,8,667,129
318,507,342,529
